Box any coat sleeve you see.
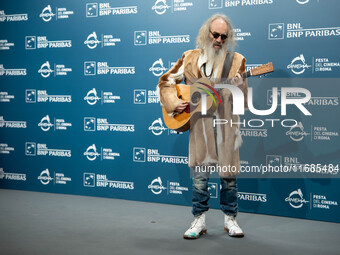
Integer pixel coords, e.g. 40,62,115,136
157,52,186,115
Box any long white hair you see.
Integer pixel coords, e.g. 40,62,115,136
196,14,236,51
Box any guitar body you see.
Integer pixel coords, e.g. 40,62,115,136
162,78,217,132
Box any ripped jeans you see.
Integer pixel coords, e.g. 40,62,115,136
192,168,238,217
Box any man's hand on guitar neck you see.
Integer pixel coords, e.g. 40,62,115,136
231,73,245,90
175,101,189,113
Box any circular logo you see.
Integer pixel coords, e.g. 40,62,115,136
38,169,53,185
84,32,101,49
148,177,167,194
84,145,100,161
40,5,55,22
285,189,309,208
296,0,309,5
148,118,167,135
152,0,171,15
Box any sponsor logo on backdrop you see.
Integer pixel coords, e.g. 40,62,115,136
286,188,339,210
38,168,71,185
151,0,193,15
0,64,26,76
148,177,167,194
25,36,72,50
83,144,120,161
134,89,159,104
0,168,26,181
312,194,338,209
209,0,223,9
238,192,267,202
148,177,188,195
212,0,274,8
285,189,309,208
38,61,72,78
287,54,311,75
266,155,281,167
0,143,14,154
285,122,310,142
84,61,135,75
0,40,14,50
208,182,218,198
0,116,26,129
149,118,167,135
149,58,175,77
269,23,340,40
0,92,14,102
134,30,190,46
84,88,120,105
38,115,72,131
25,142,71,157
86,3,137,18
268,23,284,40
133,147,188,164
240,128,267,137
313,57,340,73
286,123,338,143
0,10,28,22
25,89,72,103
133,147,146,162
149,117,183,136
39,5,74,22
84,117,135,132
83,173,134,189
233,27,251,41
311,125,338,141
84,32,121,49
267,88,339,106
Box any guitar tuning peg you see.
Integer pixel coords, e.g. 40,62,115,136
258,75,262,78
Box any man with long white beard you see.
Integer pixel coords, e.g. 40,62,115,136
158,14,248,239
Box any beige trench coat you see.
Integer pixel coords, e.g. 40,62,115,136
158,49,248,177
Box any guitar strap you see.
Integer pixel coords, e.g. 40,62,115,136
221,51,235,79
213,51,234,158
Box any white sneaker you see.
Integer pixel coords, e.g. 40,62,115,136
183,213,207,239
224,215,244,237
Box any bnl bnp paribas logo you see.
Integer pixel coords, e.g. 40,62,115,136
85,3,137,18
134,30,190,46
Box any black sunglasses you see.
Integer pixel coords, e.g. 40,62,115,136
210,31,228,40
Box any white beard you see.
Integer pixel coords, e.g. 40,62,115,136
204,40,229,67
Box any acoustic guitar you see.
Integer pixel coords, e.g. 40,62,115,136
162,63,274,132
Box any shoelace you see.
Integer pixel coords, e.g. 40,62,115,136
227,217,240,228
190,217,200,229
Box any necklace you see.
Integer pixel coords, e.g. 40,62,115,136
203,63,214,78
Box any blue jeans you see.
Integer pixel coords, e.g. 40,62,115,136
192,168,238,217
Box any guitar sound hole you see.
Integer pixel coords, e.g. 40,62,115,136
191,91,201,105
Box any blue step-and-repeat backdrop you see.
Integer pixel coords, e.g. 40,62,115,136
0,0,339,223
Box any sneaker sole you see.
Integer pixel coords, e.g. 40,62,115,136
224,227,244,238
183,229,207,239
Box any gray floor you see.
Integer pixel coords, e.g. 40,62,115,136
0,189,339,255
